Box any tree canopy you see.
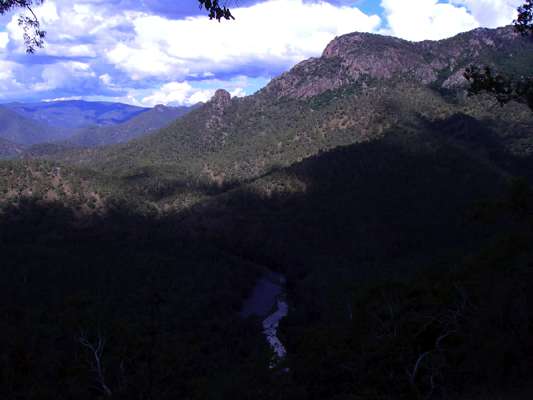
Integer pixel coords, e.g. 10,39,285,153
465,1,533,110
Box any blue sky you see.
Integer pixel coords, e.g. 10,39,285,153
0,0,523,106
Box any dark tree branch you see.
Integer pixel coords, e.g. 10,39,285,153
0,0,236,53
0,0,45,53
198,0,235,21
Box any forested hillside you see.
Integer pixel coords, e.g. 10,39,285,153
1,25,533,399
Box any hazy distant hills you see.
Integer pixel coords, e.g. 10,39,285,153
0,101,195,153
0,106,67,145
4,100,147,129
64,104,196,147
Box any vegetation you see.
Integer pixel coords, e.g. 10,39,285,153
1,24,533,399
465,0,533,111
0,0,45,52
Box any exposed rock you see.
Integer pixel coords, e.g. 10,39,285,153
264,25,525,100
211,89,232,111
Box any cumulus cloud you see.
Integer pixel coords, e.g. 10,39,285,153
106,0,381,80
139,75,250,107
380,0,522,42
0,60,24,100
140,81,214,106
32,61,96,92
0,31,8,50
450,0,522,27
6,0,134,56
380,0,478,41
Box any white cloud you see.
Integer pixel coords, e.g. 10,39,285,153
380,0,523,42
99,73,113,85
380,0,479,41
6,0,134,56
450,0,522,27
32,61,96,91
107,0,381,80
230,87,246,98
43,96,83,102
140,81,215,106
0,32,9,50
0,60,25,100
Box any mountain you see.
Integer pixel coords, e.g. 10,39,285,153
2,26,533,399
42,26,531,206
63,104,196,147
4,100,147,129
0,106,67,145
0,102,193,149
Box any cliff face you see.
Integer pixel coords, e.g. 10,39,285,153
263,26,528,99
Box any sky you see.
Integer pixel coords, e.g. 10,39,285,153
0,0,524,106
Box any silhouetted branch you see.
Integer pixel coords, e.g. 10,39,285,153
0,1,45,53
198,0,235,21
79,330,113,397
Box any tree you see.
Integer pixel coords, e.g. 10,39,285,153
0,0,45,53
198,0,235,21
0,0,234,53
464,1,533,110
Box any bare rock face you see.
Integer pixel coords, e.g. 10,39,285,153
204,89,232,134
211,89,232,111
264,26,523,100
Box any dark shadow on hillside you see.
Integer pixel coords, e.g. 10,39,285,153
1,122,533,399
178,127,511,279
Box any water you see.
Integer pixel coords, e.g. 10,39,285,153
262,297,289,367
240,271,288,367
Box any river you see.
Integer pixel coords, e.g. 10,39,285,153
240,271,288,368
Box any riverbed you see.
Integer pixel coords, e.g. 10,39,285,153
240,271,288,367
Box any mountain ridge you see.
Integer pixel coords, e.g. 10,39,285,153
63,26,532,194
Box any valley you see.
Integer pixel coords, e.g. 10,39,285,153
1,25,533,399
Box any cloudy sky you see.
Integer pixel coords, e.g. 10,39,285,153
0,0,523,106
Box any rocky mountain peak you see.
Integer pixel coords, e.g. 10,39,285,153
211,89,232,107
264,26,531,100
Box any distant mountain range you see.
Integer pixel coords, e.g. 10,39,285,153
0,106,68,145
0,100,195,152
63,104,197,147
3,100,147,129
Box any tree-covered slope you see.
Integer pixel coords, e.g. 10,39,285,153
39,26,532,206
0,138,24,159
2,25,533,399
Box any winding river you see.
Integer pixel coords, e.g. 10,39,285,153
240,271,288,367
